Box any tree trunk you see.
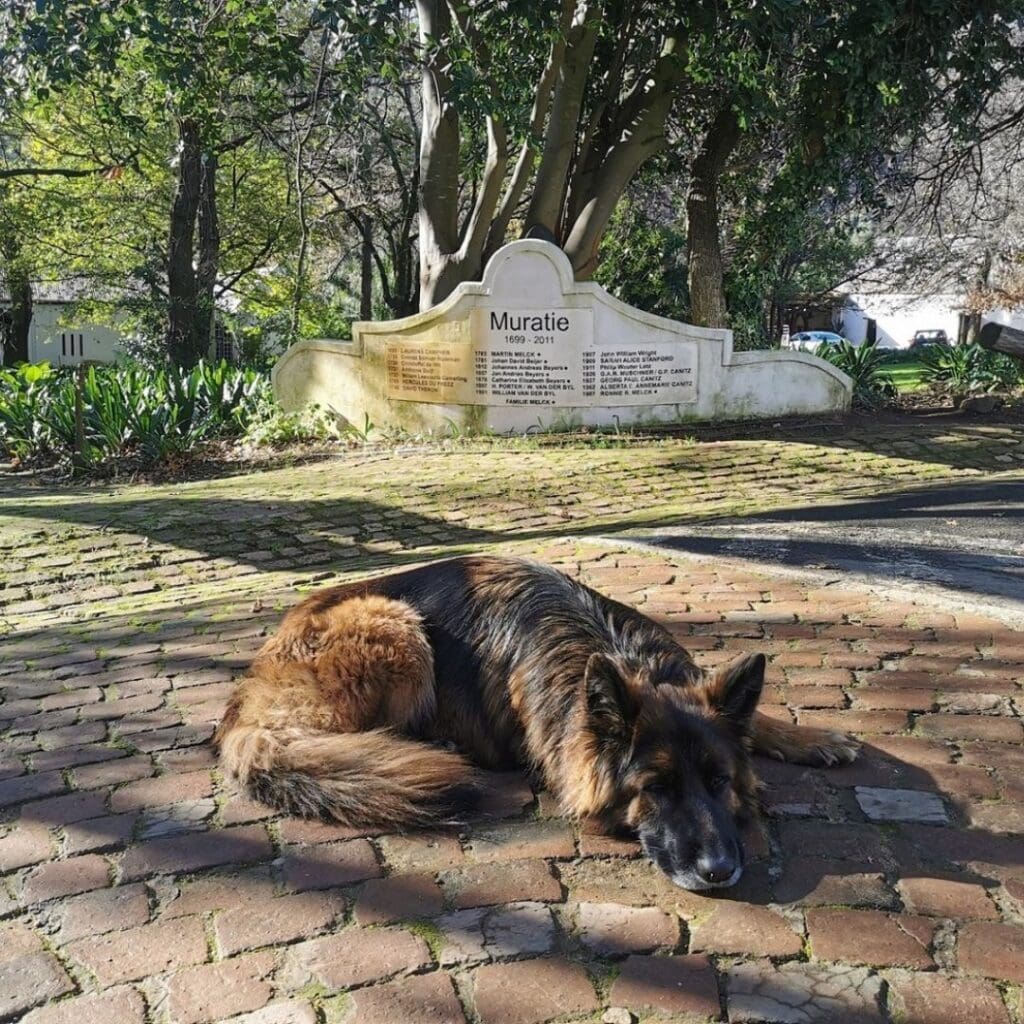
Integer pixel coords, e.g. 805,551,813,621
9,275,31,364
524,4,598,236
386,150,419,317
360,215,373,319
3,272,32,365
686,105,740,328
964,249,993,345
978,321,1024,362
417,0,462,309
166,118,204,366
196,152,220,360
0,227,32,364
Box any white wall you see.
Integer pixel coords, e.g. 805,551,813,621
26,303,126,365
841,293,961,349
982,308,1024,332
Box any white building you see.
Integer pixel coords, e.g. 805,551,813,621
1,281,237,365
0,282,126,365
840,292,1024,349
840,292,961,349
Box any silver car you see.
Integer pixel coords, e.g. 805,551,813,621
787,330,849,352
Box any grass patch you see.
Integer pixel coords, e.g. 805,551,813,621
885,358,927,392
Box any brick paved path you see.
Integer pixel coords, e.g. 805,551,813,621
1,424,1023,1023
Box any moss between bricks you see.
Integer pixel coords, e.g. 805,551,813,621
320,992,354,1024
402,919,446,961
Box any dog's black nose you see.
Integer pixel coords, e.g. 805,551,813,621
698,855,737,885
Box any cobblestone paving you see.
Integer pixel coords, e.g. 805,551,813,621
1,423,1023,1023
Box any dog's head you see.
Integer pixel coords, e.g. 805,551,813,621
582,650,764,891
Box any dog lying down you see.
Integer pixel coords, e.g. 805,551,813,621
215,555,858,891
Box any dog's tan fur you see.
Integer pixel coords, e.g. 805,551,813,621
217,595,471,825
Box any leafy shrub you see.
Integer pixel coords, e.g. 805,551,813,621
919,344,1022,396
819,341,898,409
0,360,271,469
595,198,688,322
244,403,343,445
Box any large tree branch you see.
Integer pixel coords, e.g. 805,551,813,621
567,29,687,224
524,0,598,235
457,113,508,269
563,32,688,277
417,0,460,248
483,0,575,258
0,164,116,180
444,0,509,272
571,0,639,206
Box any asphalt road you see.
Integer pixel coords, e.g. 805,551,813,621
624,479,1024,611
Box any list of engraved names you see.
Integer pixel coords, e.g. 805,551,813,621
470,308,589,406
384,342,472,403
384,308,697,406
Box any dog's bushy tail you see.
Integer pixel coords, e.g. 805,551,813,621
217,722,474,826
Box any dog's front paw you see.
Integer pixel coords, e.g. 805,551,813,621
805,729,860,767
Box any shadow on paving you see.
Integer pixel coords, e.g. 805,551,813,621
654,412,1024,463
631,477,1024,606
0,492,501,623
1,475,1020,589
646,419,1024,473
2,591,1021,1022
0,491,494,563
636,533,1024,607
708,478,1024,526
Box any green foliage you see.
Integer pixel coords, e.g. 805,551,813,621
6,85,298,364
235,270,356,347
726,200,873,350
919,344,1023,395
243,403,342,446
6,0,1024,368
8,0,307,139
595,199,688,322
0,360,270,468
243,403,376,446
3,0,311,367
820,341,898,409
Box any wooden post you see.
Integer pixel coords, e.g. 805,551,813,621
72,359,102,473
73,362,87,472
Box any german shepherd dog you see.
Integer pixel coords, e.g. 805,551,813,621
216,556,858,890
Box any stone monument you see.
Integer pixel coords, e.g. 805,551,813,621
273,240,851,432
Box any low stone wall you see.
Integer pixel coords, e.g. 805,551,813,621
274,241,851,432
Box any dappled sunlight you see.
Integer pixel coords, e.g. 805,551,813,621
3,425,1022,634
2,529,1023,1020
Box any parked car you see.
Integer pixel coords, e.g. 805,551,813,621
787,330,849,351
908,329,950,350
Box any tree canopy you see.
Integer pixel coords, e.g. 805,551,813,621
3,0,1024,365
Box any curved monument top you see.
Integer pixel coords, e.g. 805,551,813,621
355,238,733,345
478,240,577,305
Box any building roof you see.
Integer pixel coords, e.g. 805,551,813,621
0,277,125,305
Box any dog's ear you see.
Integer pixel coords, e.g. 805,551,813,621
584,652,638,740
706,653,765,732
